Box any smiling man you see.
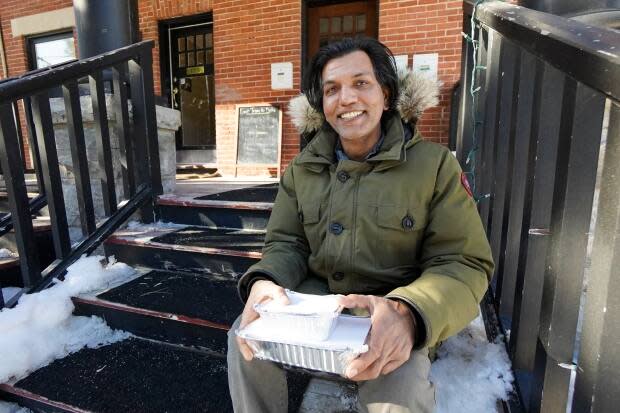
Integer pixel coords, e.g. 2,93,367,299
227,37,494,413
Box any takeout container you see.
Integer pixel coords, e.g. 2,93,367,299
236,314,371,375
253,290,342,341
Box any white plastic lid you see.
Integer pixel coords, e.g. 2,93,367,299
255,290,342,316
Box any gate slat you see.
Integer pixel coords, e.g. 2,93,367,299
31,92,71,259
498,50,538,321
488,39,519,303
479,30,502,231
537,81,605,413
89,70,117,216
0,103,40,286
63,80,96,236
573,101,620,413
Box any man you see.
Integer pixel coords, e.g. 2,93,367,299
227,37,494,413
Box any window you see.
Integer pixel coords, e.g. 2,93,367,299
28,31,76,70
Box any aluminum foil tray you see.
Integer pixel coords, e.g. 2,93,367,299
237,314,371,375
254,290,342,341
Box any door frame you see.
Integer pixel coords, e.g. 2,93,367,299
157,13,214,152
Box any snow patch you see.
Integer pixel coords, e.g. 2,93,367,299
431,316,514,413
1,287,21,303
0,256,134,383
0,248,17,259
126,220,183,232
0,401,32,413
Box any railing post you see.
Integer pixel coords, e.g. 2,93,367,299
0,103,41,286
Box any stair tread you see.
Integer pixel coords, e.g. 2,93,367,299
12,337,231,412
151,226,265,252
96,270,242,326
194,183,278,202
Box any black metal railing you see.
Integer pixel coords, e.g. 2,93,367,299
457,2,620,412
0,41,162,308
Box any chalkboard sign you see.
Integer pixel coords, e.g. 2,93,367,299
236,106,280,164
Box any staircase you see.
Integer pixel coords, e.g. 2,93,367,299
0,183,356,412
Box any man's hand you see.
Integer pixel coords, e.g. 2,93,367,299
339,294,415,381
236,280,289,361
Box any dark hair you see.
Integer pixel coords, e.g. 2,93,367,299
302,37,399,115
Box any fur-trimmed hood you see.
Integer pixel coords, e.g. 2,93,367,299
287,69,441,135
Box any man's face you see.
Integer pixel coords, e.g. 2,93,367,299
321,50,388,146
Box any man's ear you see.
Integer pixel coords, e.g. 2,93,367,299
382,87,389,110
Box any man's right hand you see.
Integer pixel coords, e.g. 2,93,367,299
236,279,289,361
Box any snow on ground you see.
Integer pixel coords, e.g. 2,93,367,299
125,220,184,232
0,256,135,384
0,249,17,259
1,288,21,304
0,401,31,413
431,315,514,413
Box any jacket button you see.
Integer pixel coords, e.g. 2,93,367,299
333,272,345,281
337,171,350,183
402,215,415,230
330,222,344,235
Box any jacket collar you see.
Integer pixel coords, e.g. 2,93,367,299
297,112,422,173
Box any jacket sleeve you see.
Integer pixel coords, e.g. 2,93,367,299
237,165,310,302
385,150,494,348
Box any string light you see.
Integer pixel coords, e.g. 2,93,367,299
461,0,491,203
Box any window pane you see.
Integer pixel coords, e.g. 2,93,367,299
187,35,195,51
178,53,186,68
196,50,205,65
331,16,341,33
187,51,195,66
178,37,185,52
205,33,213,48
196,34,204,49
343,15,353,33
206,50,213,64
356,14,366,32
34,36,75,69
320,18,329,34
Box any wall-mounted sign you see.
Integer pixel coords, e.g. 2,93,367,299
412,53,439,81
271,62,293,90
394,55,409,73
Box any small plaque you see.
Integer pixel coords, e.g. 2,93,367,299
186,66,205,75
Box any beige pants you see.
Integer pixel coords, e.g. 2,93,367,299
227,316,436,413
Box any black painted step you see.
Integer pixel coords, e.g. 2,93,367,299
73,270,242,352
157,194,272,230
196,183,278,202
104,226,261,275
2,337,232,413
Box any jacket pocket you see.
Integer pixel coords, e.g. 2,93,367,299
375,205,426,269
300,202,323,251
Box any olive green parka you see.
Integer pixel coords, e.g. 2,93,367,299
239,71,494,349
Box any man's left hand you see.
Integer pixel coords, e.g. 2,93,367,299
338,294,415,381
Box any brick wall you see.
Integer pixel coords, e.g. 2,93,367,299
212,0,301,176
0,0,73,169
379,0,462,146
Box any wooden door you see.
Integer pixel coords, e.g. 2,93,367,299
307,1,377,62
